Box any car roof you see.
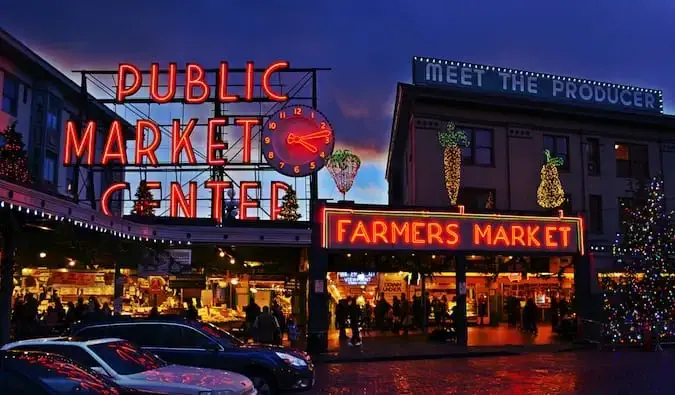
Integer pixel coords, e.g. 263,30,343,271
2,337,126,350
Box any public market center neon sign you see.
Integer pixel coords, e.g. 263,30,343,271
322,208,584,254
62,61,326,221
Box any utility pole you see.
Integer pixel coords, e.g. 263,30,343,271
0,211,19,345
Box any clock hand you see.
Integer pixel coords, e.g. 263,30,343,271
297,130,332,141
287,133,318,153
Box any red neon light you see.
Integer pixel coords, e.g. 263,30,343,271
217,62,239,102
270,181,290,220
135,120,162,166
235,118,260,164
101,120,128,165
185,64,210,104
244,61,255,101
262,61,289,101
239,181,260,220
205,180,232,223
323,208,583,254
207,118,227,165
169,182,198,218
101,182,129,216
171,118,197,164
63,120,96,165
150,62,177,103
117,63,142,102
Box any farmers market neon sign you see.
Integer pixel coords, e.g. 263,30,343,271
62,61,322,221
322,207,584,254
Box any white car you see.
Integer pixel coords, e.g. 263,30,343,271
2,337,257,395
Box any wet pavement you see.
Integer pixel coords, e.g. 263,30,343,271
310,351,674,394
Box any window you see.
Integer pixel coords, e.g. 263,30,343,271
13,345,100,368
615,143,648,179
46,94,62,146
461,128,494,166
43,153,56,184
2,73,19,116
157,324,213,349
6,352,118,394
543,135,569,171
458,188,496,210
587,138,601,176
561,194,573,213
88,341,166,375
589,195,603,233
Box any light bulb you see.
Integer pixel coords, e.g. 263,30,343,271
229,257,235,265
39,252,47,259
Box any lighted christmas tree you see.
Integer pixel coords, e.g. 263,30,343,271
0,122,31,184
279,186,301,221
438,122,469,205
131,180,156,216
537,149,565,209
602,176,675,348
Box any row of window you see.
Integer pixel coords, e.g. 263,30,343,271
459,188,639,235
456,126,649,179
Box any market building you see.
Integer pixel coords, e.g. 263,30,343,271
343,56,675,345
0,27,324,344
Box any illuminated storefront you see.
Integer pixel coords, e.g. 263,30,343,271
306,202,588,351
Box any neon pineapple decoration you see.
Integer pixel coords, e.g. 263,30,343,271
326,149,361,201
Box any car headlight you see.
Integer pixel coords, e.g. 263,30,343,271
275,351,308,367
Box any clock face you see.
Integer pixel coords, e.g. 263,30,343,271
262,105,335,177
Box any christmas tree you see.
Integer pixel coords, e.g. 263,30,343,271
602,176,675,348
537,149,565,209
131,180,157,216
0,122,30,184
279,186,301,221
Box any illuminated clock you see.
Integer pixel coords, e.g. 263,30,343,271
262,105,335,177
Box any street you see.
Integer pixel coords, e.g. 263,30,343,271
310,351,674,394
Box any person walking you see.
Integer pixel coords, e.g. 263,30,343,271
244,298,261,340
348,298,362,347
400,295,412,336
375,293,390,332
253,306,281,344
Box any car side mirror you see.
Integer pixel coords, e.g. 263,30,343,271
91,367,110,377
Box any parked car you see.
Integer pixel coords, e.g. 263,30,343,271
71,317,315,395
0,349,161,394
2,337,256,395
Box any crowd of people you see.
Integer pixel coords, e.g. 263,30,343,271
243,298,299,345
11,289,112,340
334,293,463,346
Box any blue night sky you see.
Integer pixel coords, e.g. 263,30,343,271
2,1,675,216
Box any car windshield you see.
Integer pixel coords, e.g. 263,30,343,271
88,341,167,375
199,323,245,346
9,351,121,394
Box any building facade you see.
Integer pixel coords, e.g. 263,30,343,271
0,28,127,213
388,58,675,269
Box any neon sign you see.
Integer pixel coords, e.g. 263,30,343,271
338,272,376,285
322,207,584,254
64,62,334,221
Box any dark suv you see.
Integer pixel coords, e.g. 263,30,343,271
71,317,314,395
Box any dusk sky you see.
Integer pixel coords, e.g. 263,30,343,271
2,1,675,216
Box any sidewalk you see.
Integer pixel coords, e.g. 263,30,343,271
305,325,594,363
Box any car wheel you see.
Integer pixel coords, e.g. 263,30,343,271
250,373,276,395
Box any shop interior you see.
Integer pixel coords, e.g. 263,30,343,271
326,253,576,345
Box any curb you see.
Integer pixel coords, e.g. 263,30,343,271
315,350,521,364
313,343,597,364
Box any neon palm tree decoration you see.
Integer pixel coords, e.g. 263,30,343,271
438,122,469,205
